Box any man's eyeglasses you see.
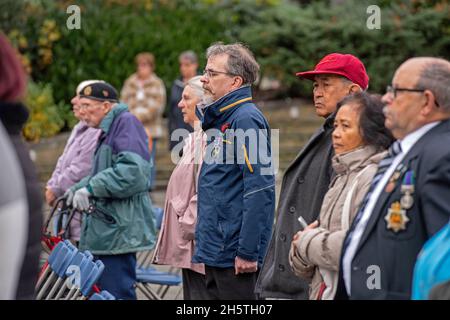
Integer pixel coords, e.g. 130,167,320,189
386,85,440,107
386,85,425,98
203,68,236,78
79,102,103,109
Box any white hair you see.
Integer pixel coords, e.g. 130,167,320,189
186,76,204,100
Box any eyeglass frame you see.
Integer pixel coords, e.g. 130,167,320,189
78,100,106,110
386,85,440,107
202,68,237,78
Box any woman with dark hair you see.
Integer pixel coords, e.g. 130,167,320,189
0,34,43,299
289,92,394,300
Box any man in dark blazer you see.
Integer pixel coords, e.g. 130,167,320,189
256,53,369,299
337,57,450,300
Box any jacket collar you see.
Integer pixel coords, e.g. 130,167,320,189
196,85,253,130
332,145,385,175
99,103,128,133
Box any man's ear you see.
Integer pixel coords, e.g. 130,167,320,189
421,90,438,116
233,76,244,89
349,83,362,94
102,101,112,114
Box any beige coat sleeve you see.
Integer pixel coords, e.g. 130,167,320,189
120,78,133,104
144,78,166,123
295,168,376,271
289,240,315,280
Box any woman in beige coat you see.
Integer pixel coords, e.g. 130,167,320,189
289,92,394,300
121,52,166,190
152,76,208,299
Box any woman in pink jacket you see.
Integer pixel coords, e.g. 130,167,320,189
152,76,208,299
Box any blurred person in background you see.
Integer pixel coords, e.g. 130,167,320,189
121,52,166,191
0,122,27,300
0,34,43,299
167,50,199,151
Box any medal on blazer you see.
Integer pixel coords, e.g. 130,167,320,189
400,170,415,210
385,164,407,193
385,201,410,232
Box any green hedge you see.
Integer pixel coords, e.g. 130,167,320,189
1,0,449,139
227,0,450,97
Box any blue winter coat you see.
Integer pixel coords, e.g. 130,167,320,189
192,85,275,268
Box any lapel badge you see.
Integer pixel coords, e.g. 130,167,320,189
385,201,410,233
211,136,222,158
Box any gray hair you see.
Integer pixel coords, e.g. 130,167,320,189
186,76,204,100
206,42,260,85
179,50,198,64
417,59,450,110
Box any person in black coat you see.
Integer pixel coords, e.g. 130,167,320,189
337,57,450,300
256,53,369,299
0,34,43,300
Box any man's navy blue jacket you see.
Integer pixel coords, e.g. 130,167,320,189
193,85,275,268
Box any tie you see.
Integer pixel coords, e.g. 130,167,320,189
343,140,402,249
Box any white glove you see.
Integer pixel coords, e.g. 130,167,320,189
72,187,91,211
64,189,75,206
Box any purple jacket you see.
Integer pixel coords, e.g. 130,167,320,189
47,122,100,240
47,121,101,197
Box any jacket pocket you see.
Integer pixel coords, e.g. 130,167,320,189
170,195,186,217
216,203,233,249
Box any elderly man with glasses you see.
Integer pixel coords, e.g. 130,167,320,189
336,57,450,300
65,81,157,299
192,42,275,300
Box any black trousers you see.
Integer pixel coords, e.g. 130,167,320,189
182,268,209,300
203,265,259,300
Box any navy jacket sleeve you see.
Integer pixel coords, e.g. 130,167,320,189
233,112,275,261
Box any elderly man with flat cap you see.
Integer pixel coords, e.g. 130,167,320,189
256,53,369,299
66,81,157,299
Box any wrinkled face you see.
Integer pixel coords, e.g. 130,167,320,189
136,60,153,79
200,54,238,102
178,85,199,127
179,58,198,80
79,98,111,128
332,103,364,155
382,63,423,140
70,95,85,121
313,74,354,118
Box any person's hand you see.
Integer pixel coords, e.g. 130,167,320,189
64,189,75,206
234,256,258,275
45,188,56,206
292,220,319,242
72,187,91,211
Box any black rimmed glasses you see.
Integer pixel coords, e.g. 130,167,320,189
386,85,440,107
386,85,425,98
